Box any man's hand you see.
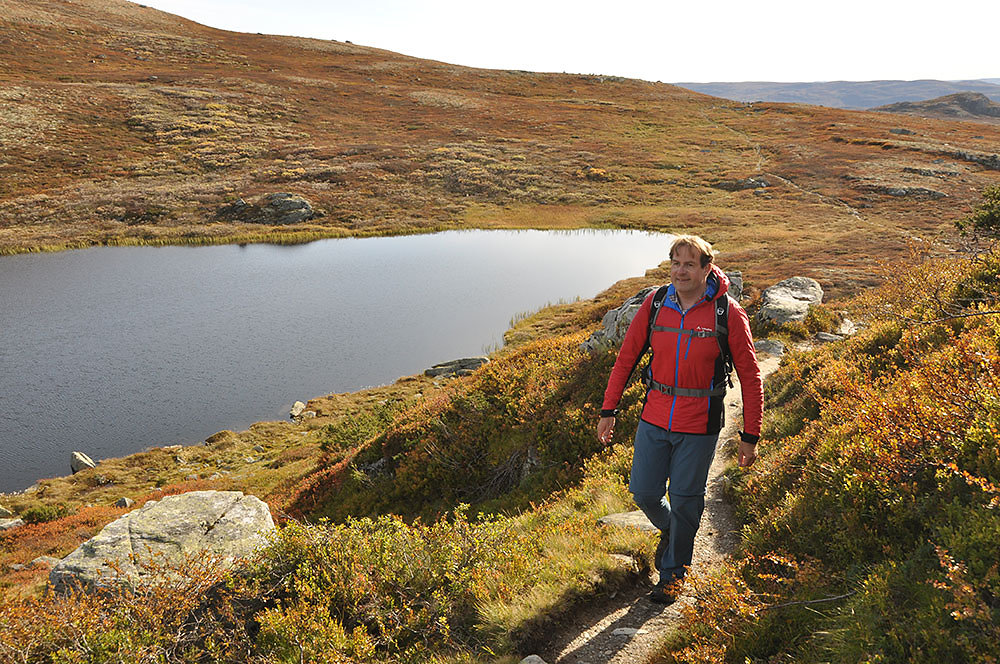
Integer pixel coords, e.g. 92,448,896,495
597,416,616,445
737,439,758,468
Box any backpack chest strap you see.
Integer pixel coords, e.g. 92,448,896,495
645,376,726,398
650,325,719,338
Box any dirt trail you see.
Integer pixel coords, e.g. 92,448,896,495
536,355,782,664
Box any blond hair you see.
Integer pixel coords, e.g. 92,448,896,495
669,235,715,267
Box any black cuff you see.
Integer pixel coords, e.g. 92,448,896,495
600,409,617,418
739,431,760,445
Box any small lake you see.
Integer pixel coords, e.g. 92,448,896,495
0,229,672,492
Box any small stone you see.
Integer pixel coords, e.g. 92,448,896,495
185,474,199,481
290,401,306,419
597,510,658,533
519,656,549,664
0,518,25,531
115,497,135,509
253,445,266,453
208,473,223,480
815,332,845,343
754,339,786,356
612,627,649,636
71,451,97,474
302,411,316,419
244,457,258,464
0,504,12,518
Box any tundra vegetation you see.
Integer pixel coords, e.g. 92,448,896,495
3,0,1000,661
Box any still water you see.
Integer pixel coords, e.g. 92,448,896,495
0,229,672,492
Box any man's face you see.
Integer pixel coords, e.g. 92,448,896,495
670,245,712,300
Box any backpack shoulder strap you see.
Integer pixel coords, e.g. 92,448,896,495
647,285,670,342
715,294,734,387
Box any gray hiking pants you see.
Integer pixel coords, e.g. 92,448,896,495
629,419,719,584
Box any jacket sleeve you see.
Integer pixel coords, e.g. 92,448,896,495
728,300,763,440
600,292,655,416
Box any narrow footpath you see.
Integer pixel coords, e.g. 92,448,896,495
536,355,781,664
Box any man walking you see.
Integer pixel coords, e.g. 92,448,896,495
597,235,762,604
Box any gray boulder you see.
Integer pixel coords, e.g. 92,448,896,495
50,490,274,593
758,277,823,324
290,401,307,419
726,270,744,302
580,286,657,353
754,339,787,356
71,451,97,474
425,357,489,377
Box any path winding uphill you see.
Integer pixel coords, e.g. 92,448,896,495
536,355,781,664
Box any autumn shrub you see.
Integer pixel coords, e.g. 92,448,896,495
0,554,255,663
293,331,628,522
250,509,541,662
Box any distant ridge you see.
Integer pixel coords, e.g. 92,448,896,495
673,79,1000,110
873,92,1000,124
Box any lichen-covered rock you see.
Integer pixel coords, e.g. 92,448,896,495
757,277,823,324
50,490,274,593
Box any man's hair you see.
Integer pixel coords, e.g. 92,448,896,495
669,235,715,267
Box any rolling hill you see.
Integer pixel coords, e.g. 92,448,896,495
1,0,1000,298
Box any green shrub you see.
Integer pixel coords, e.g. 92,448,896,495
20,503,70,524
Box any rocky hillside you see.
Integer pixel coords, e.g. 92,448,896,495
2,0,1000,297
873,91,1000,124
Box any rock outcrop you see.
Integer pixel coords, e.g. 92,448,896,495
757,277,823,324
425,357,489,377
712,176,769,191
50,490,274,593
71,451,97,474
217,193,317,225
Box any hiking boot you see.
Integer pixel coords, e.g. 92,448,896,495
646,579,681,605
653,528,669,572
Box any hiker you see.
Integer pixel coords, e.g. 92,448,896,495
596,234,763,604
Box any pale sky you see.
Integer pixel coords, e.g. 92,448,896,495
134,0,998,83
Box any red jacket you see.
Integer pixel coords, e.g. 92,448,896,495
601,266,762,438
